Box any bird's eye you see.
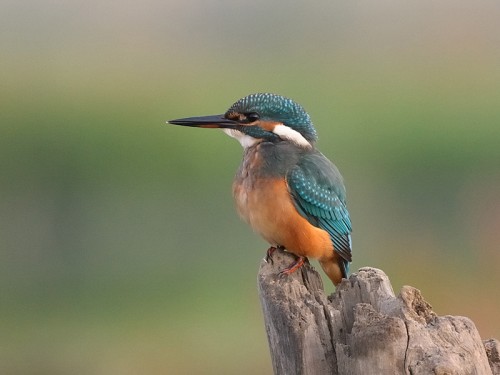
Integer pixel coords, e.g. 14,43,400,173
245,112,260,123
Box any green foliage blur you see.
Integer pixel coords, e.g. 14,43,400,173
1,1,499,373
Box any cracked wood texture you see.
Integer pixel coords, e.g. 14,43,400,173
258,248,500,375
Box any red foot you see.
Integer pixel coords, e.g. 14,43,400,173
278,256,307,276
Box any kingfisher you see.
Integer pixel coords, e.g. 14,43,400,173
168,93,352,285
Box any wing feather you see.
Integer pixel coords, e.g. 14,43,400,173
286,152,352,275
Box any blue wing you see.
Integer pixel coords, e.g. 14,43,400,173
286,151,352,275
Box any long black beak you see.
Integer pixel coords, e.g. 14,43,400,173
168,114,238,129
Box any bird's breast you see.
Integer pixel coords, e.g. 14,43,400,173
233,174,289,247
232,145,332,259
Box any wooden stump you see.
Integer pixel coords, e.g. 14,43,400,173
258,248,499,375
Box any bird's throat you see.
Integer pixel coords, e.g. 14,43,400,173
222,128,260,149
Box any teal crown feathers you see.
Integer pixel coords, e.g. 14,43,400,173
226,93,318,143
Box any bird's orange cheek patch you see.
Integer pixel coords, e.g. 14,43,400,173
255,120,282,132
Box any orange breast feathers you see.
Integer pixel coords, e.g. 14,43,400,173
233,177,334,261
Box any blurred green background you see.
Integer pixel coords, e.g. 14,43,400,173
1,0,499,374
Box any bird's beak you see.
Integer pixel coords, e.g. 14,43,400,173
168,114,238,129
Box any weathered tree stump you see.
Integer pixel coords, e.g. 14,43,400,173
258,248,499,375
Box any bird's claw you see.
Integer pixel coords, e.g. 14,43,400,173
265,246,283,264
265,246,277,263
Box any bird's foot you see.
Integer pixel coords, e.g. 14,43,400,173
265,245,284,264
278,255,308,277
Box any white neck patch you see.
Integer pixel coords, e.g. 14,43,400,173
222,128,259,149
272,124,311,148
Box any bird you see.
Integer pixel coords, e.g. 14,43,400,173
168,93,352,285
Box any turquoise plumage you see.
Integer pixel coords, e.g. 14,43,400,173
287,151,352,276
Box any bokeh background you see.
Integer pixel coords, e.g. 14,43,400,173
1,0,500,374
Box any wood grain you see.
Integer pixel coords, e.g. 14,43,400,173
258,248,499,375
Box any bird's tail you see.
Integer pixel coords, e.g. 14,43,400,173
319,255,346,286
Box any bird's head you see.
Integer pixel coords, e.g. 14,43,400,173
168,93,317,149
